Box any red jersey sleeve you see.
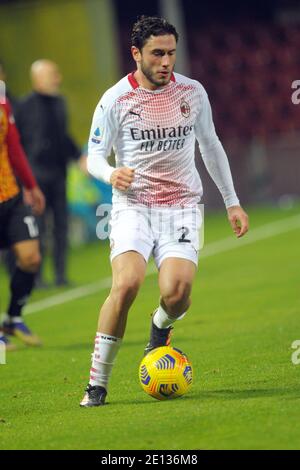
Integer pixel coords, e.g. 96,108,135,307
4,100,37,190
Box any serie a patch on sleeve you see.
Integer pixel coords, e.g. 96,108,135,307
91,127,102,144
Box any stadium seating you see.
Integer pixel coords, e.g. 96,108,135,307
187,22,300,141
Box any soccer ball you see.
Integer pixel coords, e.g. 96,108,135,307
139,346,193,400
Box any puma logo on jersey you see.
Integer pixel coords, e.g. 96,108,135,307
129,110,142,119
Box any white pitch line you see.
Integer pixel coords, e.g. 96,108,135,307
21,212,300,316
23,278,112,315
23,264,157,316
201,213,300,258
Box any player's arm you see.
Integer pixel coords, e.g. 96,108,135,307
5,101,45,215
194,86,248,238
87,97,134,190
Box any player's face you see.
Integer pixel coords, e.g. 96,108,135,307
134,34,177,89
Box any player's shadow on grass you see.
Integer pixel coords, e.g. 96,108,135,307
112,393,199,406
120,336,203,348
199,388,299,400
114,387,300,406
113,388,300,405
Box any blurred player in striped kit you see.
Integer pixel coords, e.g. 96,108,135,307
0,93,45,350
80,16,248,407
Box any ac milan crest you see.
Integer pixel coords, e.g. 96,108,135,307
180,100,190,118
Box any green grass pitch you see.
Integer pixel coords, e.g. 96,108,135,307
0,204,299,450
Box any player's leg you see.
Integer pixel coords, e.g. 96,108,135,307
2,249,16,276
2,195,43,346
145,258,197,354
159,257,196,320
0,215,15,348
80,251,146,407
0,249,17,351
98,251,146,336
2,239,42,346
145,205,200,354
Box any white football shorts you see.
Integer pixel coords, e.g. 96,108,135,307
109,205,202,268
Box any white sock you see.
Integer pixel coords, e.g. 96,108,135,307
9,316,22,324
3,315,22,324
153,305,186,329
89,332,122,390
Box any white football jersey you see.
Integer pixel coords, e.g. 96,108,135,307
88,72,239,208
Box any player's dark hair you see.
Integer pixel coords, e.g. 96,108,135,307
131,15,179,50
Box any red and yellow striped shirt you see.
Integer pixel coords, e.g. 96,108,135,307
0,100,36,203
0,102,20,202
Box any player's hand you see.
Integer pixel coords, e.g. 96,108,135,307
110,167,135,191
227,205,249,238
23,186,46,216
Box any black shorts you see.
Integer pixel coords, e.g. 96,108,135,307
0,194,39,249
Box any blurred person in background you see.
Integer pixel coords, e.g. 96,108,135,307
0,96,45,350
15,60,82,287
0,59,19,112
0,58,23,276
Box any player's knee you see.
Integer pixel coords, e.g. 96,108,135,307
18,251,41,273
113,277,141,307
161,281,191,316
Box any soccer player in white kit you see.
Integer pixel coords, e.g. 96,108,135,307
80,16,249,407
